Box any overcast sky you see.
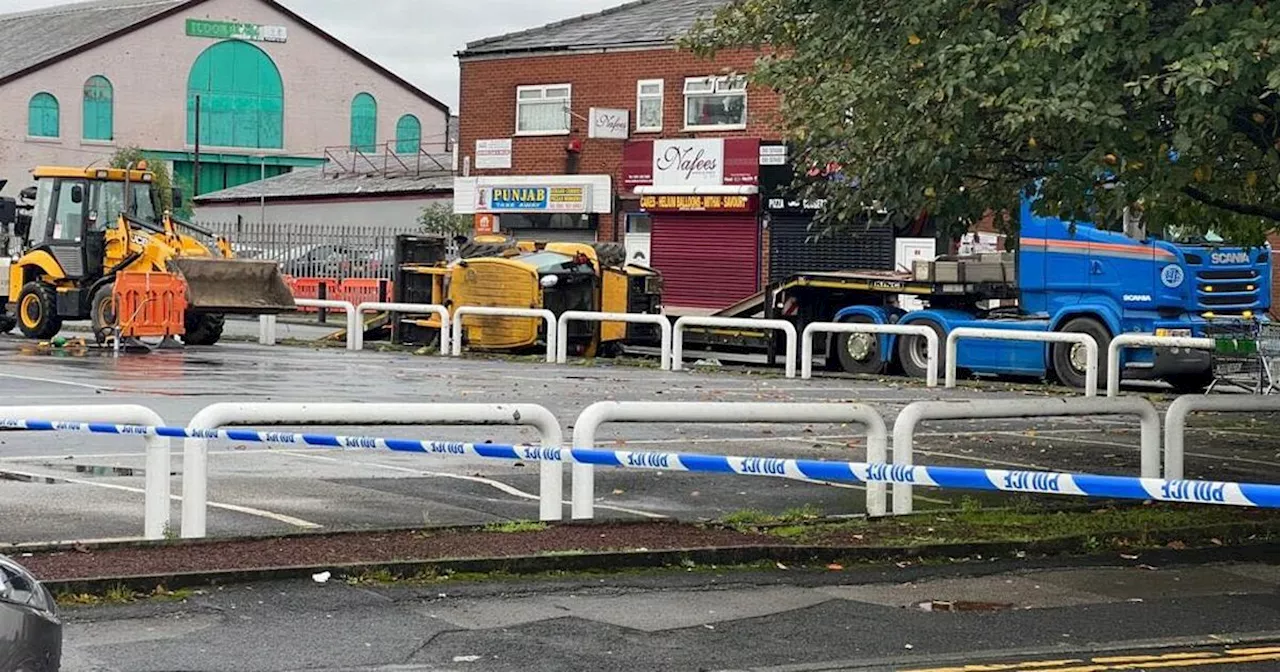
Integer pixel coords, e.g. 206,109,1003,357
0,0,623,110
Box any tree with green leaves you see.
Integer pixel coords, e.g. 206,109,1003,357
418,202,472,238
687,0,1280,245
109,146,193,219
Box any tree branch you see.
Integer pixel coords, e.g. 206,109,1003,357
1182,185,1280,222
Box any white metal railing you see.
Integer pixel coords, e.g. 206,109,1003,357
570,402,889,518
802,322,939,386
947,327,1099,396
673,317,799,378
556,311,673,370
1107,334,1216,397
354,302,450,353
1164,395,1280,479
285,299,359,351
451,306,558,363
180,402,563,538
0,405,172,540
890,398,1161,514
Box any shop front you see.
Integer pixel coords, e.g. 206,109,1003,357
453,175,612,243
624,138,761,310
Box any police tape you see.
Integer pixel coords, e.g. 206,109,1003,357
3,418,1278,509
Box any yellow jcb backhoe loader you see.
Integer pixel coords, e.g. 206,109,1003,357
0,164,295,345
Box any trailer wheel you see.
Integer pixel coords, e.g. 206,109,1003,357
17,282,61,340
834,315,886,375
897,321,945,380
1052,317,1110,389
1165,372,1215,395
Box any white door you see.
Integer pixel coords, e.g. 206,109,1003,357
625,213,653,266
895,237,937,312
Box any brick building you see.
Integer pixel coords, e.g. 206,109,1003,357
453,0,858,311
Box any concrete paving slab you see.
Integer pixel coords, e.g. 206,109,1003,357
816,574,1115,609
546,585,834,632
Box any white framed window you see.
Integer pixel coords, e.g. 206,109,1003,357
683,76,747,130
516,84,572,135
636,79,664,132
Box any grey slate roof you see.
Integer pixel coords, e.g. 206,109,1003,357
461,0,728,57
194,166,455,203
0,0,191,83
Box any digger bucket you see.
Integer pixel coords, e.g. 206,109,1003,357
169,257,296,315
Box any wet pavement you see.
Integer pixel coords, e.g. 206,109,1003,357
58,559,1280,671
1,334,1278,544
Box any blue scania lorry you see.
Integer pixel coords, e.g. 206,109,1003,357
733,197,1272,391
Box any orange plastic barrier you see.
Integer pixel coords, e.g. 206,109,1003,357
290,277,340,313
113,272,188,339
338,279,393,307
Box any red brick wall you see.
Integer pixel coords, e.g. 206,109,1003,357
458,47,782,244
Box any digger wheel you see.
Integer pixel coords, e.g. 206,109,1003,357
591,242,628,268
458,240,515,259
17,282,61,340
90,284,118,345
183,313,225,346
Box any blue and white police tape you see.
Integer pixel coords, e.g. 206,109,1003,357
3,418,1278,509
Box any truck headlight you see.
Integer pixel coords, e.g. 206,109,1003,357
540,275,559,288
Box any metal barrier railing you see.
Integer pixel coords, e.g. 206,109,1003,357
556,311,673,370
947,327,1100,396
1108,334,1216,397
673,316,799,378
890,398,1160,514
354,301,450,353
5,420,1277,520
0,405,172,540
801,322,939,386
179,402,562,538
1164,395,1280,480
451,307,557,363
570,402,889,518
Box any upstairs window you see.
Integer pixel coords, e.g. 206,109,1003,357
28,92,60,138
83,76,114,141
684,76,747,130
396,114,422,153
516,84,571,135
350,93,378,153
636,79,663,132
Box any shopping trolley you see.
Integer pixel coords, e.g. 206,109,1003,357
1204,321,1280,394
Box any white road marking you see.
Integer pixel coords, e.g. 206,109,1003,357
0,467,320,529
276,450,669,519
0,372,117,392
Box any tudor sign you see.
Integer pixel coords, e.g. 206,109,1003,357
624,138,760,189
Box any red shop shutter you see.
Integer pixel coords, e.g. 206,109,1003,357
651,213,760,310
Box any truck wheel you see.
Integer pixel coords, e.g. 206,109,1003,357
591,242,628,268
897,321,945,380
1165,372,1216,395
1052,317,1110,389
834,315,886,375
16,282,62,340
183,313,225,346
458,241,514,259
90,284,118,345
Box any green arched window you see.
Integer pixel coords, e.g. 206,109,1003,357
350,93,377,152
28,92,59,138
83,75,114,141
187,40,283,149
395,114,421,153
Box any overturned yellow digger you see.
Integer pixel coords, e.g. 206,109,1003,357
0,164,294,345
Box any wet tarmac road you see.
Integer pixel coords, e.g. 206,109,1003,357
1,335,1278,544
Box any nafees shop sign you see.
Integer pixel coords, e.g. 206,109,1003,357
640,194,755,213
624,138,760,189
